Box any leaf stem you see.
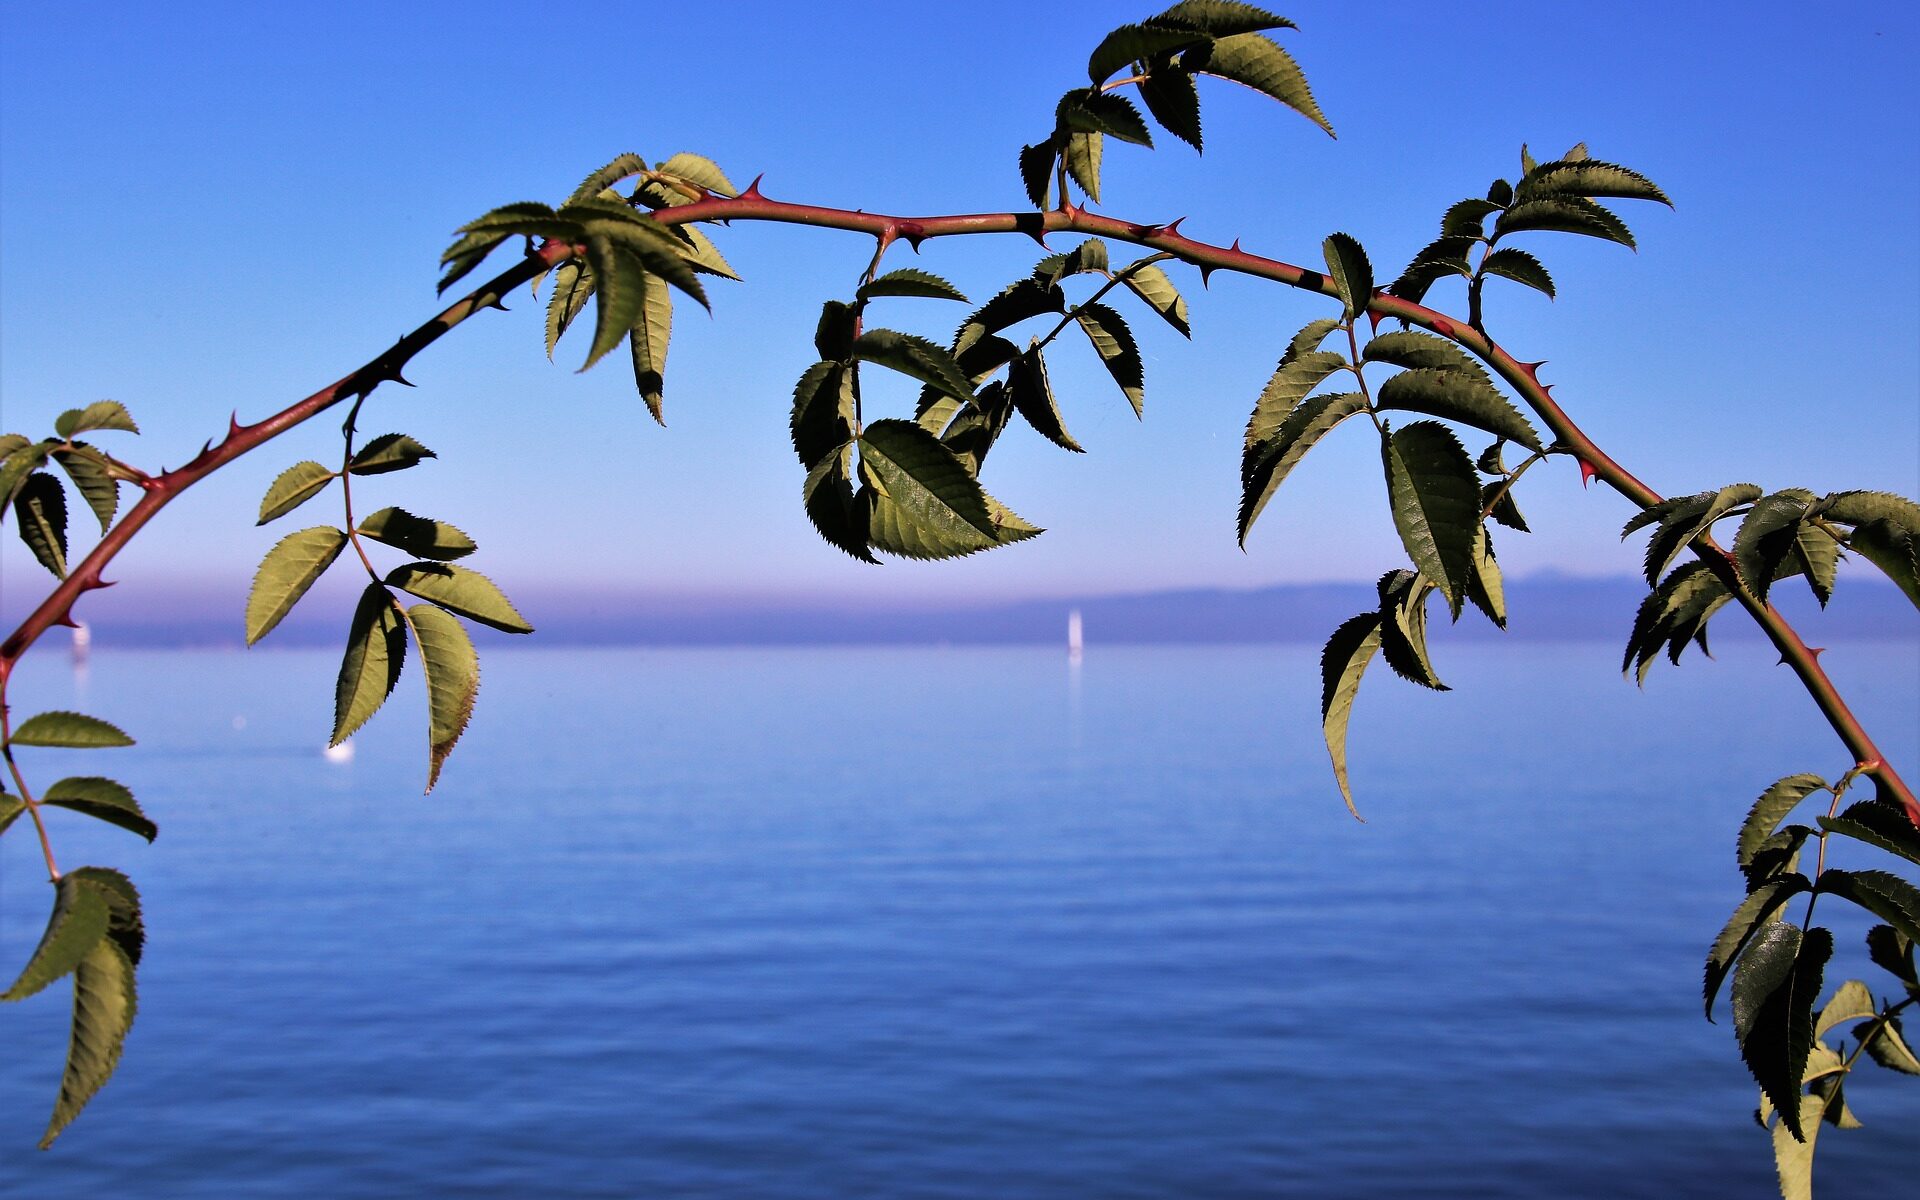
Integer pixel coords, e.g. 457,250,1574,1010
337,396,382,583
0,703,60,881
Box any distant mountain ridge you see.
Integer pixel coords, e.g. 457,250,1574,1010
5,574,1909,649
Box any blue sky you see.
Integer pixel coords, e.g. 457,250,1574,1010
2,1,1915,611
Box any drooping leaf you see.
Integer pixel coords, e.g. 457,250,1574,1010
1381,422,1481,616
8,711,134,749
0,791,22,838
1056,89,1154,147
257,460,336,524
13,471,69,577
1074,302,1145,415
1119,262,1191,336
355,508,477,561
1440,198,1503,238
1734,923,1830,1142
1743,825,1813,892
1814,980,1878,1041
1820,489,1920,535
938,382,1016,476
1138,68,1203,151
1847,519,1920,610
1064,130,1103,202
1321,233,1372,319
437,228,510,295
954,278,1067,356
1019,140,1056,208
1244,349,1348,451
1182,31,1332,136
858,270,968,304
1791,523,1841,607
399,604,479,792
1237,391,1367,544
1704,879,1811,1020
1770,1094,1825,1200
1482,482,1529,533
1151,1,1296,38
1622,561,1733,683
1087,22,1208,85
1320,612,1383,819
1738,775,1828,869
1817,870,1920,943
348,434,436,476
790,362,857,469
856,420,999,559
1007,345,1083,453
1493,197,1636,248
566,153,648,205
1856,1015,1920,1074
1376,571,1448,691
544,261,595,359
1732,489,1816,603
802,445,877,564
1865,924,1915,986
52,448,119,532
0,440,51,510
40,931,137,1149
332,584,408,746
578,235,649,371
1374,368,1542,451
1477,247,1556,298
1820,800,1920,867
853,330,976,405
0,875,110,1001
1033,239,1110,288
1465,528,1506,628
386,562,533,634
630,268,673,423
41,777,155,842
245,526,347,644
52,401,138,439
815,299,857,361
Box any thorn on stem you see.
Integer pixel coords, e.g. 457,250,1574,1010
739,175,766,200
1578,459,1598,488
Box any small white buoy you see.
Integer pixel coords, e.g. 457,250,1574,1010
323,741,354,763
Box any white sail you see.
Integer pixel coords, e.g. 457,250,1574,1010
1067,609,1084,661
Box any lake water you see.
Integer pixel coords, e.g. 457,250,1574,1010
1,641,1915,1196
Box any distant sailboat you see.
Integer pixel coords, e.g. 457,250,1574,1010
1067,608,1084,662
71,622,91,666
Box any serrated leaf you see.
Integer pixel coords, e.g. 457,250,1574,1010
1465,528,1506,628
1735,923,1830,1142
816,299,857,361
1739,775,1828,868
1374,368,1542,451
1621,561,1735,683
1057,89,1154,147
39,931,137,1149
1704,875,1804,1013
1281,318,1340,366
1019,140,1055,209
349,434,435,475
1074,302,1144,416
1138,68,1203,151
333,584,408,746
1321,233,1372,320
41,777,155,842
1493,197,1636,248
52,401,138,439
1087,22,1207,85
671,224,739,281
0,440,50,511
859,270,967,304
1486,179,1513,206
1848,519,1920,609
1482,482,1529,533
1857,1015,1920,1074
1517,160,1672,206
791,362,857,469
52,448,119,532
0,875,110,1001
544,261,594,359
245,526,347,644
802,446,877,564
656,152,738,198
1478,248,1555,298
1793,522,1841,606
1033,239,1110,288
1007,345,1082,453
1382,422,1481,616
1440,198,1503,238
1820,800,1920,867
1815,979,1877,1041
955,278,1067,356
1238,391,1366,544
576,211,710,311
1182,30,1331,135
857,420,998,559
1362,330,1487,377
1376,570,1448,691
1821,489,1920,535
1386,236,1478,304
1770,1093,1825,1200
1732,489,1816,603
355,508,476,561
1865,924,1915,985
457,200,570,237
1119,262,1190,336
939,382,1015,475
0,792,22,838
437,228,510,295
257,460,336,524
567,152,647,205
398,604,479,792
1320,612,1382,819
579,235,649,372
1152,1,1296,37
386,562,532,634
1064,130,1103,202
9,711,134,749
1744,825,1813,891
1627,484,1763,586
854,330,975,405
14,471,68,577
630,268,673,423
1817,870,1920,943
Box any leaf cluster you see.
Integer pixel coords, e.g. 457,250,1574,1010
1,403,142,579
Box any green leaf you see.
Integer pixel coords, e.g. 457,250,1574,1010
1056,89,1154,147
630,268,673,424
349,433,435,475
245,526,347,644
1817,869,1920,943
437,228,510,295
1704,875,1804,1013
1138,69,1203,151
1821,489,1920,535
1483,482,1529,533
52,447,119,532
0,875,111,1001
1857,1015,1920,1074
1517,159,1672,206
1281,318,1340,365
1320,612,1383,819
333,584,408,746
386,562,533,634
1493,197,1636,248
1865,924,1916,986
1821,800,1920,867
1238,391,1367,544
1119,262,1190,337
1465,528,1506,629
1073,302,1144,416
40,930,137,1149
1033,239,1110,288
1744,825,1813,891
1382,422,1481,616
0,440,51,509
257,460,336,524
1440,198,1503,238
1732,489,1816,603
1362,330,1486,377
53,401,138,439
672,224,739,280
1374,368,1542,451
859,269,968,304
954,278,1066,356
1386,236,1477,304
1064,130,1103,202
815,299,857,361
1151,1,1296,37
1848,519,1920,610
579,235,649,371
1007,345,1082,453
1734,922,1830,1141
982,493,1045,547
1792,522,1840,606
1739,775,1828,869
0,791,22,838
9,711,132,750
544,261,595,359
854,330,976,405
857,419,999,559
1770,1093,1825,1200
1087,23,1207,85
1182,30,1332,136
1478,248,1556,298
939,382,1015,476
41,777,155,842
1814,979,1877,1041
1625,483,1763,585
1376,570,1448,691
13,471,68,578
398,604,479,792
1321,233,1372,320
802,445,877,564
355,507,476,561
457,200,571,238
566,152,647,204
1019,140,1055,209
656,152,738,197
791,362,858,469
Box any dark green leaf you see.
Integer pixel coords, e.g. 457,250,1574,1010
1320,612,1383,819
1151,1,1296,37
51,448,119,532
859,270,967,304
1074,302,1144,416
1821,489,1920,535
349,434,435,476
398,604,478,792
53,401,138,439
1743,825,1813,891
1007,345,1082,453
1363,330,1488,376
1088,23,1206,85
656,152,738,197
0,440,51,510
815,299,857,361
1483,482,1529,533
1382,422,1481,616
1374,368,1541,451
1281,318,1340,366
1732,489,1816,603
437,228,510,295
257,460,336,525
670,223,738,280
802,446,876,564
1626,484,1762,586
42,777,155,842
9,711,134,749
1440,198,1502,238
1138,69,1203,151
1019,140,1056,209
567,152,647,204
857,419,998,559
1820,800,1920,867
1057,89,1154,147
1622,561,1733,683
1386,236,1478,304
1033,239,1110,288
1064,131,1103,202
1857,1015,1920,1074
245,526,347,644
1376,570,1448,690
0,791,22,838
1791,522,1840,606
1182,31,1332,135
1517,160,1672,206
0,875,110,1001
14,471,69,577
630,268,673,424
386,562,533,634
938,382,1015,476
39,930,137,1148
1865,924,1915,985
1321,233,1372,319
1848,519,1920,610
854,330,976,405
791,362,857,469
1478,248,1556,298
1739,775,1828,868
1486,179,1513,206
1493,197,1636,248
1119,262,1190,336
1817,869,1920,943
457,200,570,237
544,261,595,359
954,278,1066,356
333,584,408,745
1238,391,1367,544
1734,923,1830,1142
356,508,476,561
579,235,649,371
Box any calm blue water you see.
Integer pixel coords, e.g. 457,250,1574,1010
1,641,1915,1196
